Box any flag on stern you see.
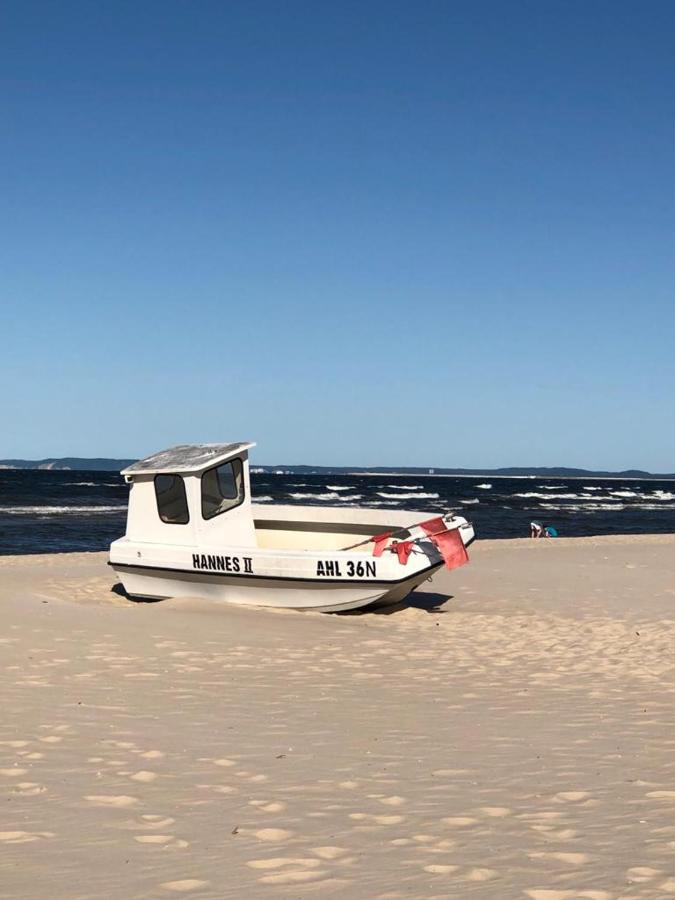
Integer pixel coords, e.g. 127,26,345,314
419,516,447,537
371,531,392,557
429,528,468,570
392,540,415,565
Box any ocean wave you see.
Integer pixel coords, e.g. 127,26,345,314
610,490,637,498
460,498,479,504
288,492,346,501
0,505,125,515
515,492,589,500
386,484,424,490
538,503,626,512
326,485,355,491
63,482,98,487
377,492,439,500
476,483,492,489
336,494,362,501
253,496,273,502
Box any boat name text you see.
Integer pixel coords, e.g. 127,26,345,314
316,559,377,578
192,553,253,574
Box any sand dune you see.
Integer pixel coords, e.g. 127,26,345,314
1,535,674,897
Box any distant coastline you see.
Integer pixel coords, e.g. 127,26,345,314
1,457,674,480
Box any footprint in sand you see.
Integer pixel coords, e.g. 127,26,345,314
552,791,591,803
525,891,612,900
85,795,139,808
462,868,499,881
135,835,189,848
160,880,210,892
254,829,294,842
311,847,349,860
247,858,321,870
130,771,157,783
0,831,54,844
249,800,287,813
441,816,478,827
424,864,459,875
349,813,405,825
530,851,590,865
258,870,328,885
13,782,47,796
626,866,662,883
135,835,175,844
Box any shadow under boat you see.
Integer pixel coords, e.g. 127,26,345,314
111,581,453,616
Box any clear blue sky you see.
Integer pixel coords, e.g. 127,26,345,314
2,1,674,470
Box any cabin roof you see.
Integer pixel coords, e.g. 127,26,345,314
121,442,255,476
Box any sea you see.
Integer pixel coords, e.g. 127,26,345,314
1,468,674,555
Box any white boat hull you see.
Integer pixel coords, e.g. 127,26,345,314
109,562,442,612
109,505,474,613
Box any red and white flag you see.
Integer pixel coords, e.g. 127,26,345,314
419,516,447,537
371,531,392,557
429,528,469,570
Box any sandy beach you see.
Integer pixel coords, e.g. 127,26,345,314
2,535,675,899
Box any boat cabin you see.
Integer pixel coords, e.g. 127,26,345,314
121,443,257,548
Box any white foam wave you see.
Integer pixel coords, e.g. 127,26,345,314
64,482,98,487
515,492,587,500
476,483,492,489
538,503,626,511
288,492,344,501
377,492,439,500
537,485,567,490
386,484,424,490
326,485,355,491
336,494,362,501
460,498,480,504
610,490,637,498
0,505,125,515
253,496,273,502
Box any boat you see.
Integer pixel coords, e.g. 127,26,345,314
108,443,475,613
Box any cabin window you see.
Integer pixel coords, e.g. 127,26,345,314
201,458,245,520
154,474,190,525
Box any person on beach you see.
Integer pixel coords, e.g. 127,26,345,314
530,522,559,538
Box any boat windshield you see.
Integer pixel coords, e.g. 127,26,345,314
201,458,245,519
